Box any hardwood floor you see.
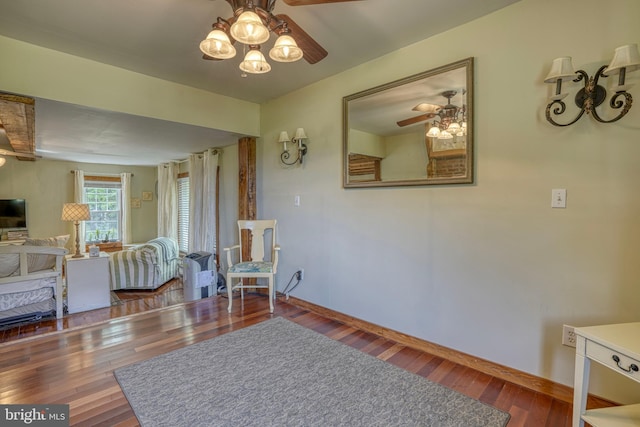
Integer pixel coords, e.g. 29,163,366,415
0,283,609,426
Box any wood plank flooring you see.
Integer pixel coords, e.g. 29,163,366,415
0,282,610,426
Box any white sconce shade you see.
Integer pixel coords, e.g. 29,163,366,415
278,131,291,143
200,29,236,59
239,48,271,74
230,10,270,45
605,44,640,75
269,35,303,62
0,157,5,167
279,131,290,151
544,57,577,83
293,128,307,141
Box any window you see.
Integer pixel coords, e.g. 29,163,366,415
84,180,122,242
177,175,190,253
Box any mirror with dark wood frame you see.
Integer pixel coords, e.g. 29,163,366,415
343,57,474,188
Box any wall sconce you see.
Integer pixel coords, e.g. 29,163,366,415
544,44,640,126
279,128,308,165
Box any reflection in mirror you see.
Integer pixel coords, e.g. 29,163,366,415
343,58,474,188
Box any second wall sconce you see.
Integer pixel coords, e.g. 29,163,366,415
279,128,308,165
544,44,640,126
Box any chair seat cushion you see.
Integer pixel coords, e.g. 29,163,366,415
229,261,273,273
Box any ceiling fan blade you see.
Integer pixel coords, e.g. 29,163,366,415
276,14,327,64
396,113,435,127
282,0,361,5
412,103,442,113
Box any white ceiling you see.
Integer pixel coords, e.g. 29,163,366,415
0,0,520,166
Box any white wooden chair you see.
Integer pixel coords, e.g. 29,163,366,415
224,220,279,313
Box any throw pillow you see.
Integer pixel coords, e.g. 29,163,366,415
0,253,19,277
25,235,70,272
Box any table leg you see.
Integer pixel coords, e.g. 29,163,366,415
573,335,590,427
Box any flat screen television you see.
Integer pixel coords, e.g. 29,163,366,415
0,199,27,228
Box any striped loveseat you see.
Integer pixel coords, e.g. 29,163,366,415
108,237,179,290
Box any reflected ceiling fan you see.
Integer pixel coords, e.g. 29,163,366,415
396,90,466,131
200,0,359,73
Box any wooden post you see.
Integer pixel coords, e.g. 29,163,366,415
238,137,256,266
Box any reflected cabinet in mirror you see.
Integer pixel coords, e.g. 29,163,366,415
343,57,474,188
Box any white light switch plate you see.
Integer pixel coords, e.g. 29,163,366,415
551,189,567,208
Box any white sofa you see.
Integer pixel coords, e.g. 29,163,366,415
0,242,68,324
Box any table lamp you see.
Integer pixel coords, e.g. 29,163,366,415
61,203,91,258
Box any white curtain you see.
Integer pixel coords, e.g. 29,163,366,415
188,149,219,254
72,170,86,251
120,172,132,244
157,162,178,240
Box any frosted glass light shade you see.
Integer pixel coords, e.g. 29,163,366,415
426,126,441,138
544,57,577,83
239,49,271,74
269,35,303,62
0,157,5,167
230,11,270,44
605,44,640,75
438,130,453,140
200,29,236,59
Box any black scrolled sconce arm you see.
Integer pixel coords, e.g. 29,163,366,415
546,66,634,126
545,71,588,127
280,143,307,165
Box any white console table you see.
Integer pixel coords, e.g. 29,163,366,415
573,322,640,427
65,253,110,314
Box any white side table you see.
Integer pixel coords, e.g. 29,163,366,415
65,253,110,314
573,322,640,427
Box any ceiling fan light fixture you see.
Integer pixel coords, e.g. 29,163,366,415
231,10,270,45
438,130,453,140
239,48,271,74
269,34,303,62
426,126,441,138
200,29,236,59
0,157,5,167
447,122,461,133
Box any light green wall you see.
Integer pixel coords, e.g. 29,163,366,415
260,0,640,403
0,156,157,247
381,132,427,181
0,35,260,136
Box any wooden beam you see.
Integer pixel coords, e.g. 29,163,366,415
238,137,256,264
0,93,36,161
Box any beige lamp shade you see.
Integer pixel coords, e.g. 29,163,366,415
278,131,291,143
605,44,640,75
269,35,303,62
61,203,91,222
230,10,270,45
239,48,271,74
200,29,236,59
544,57,577,83
294,128,307,141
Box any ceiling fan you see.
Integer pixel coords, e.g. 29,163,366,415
396,90,467,131
200,0,359,72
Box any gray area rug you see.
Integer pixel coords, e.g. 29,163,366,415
114,317,510,427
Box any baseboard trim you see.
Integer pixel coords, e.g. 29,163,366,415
286,295,583,405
